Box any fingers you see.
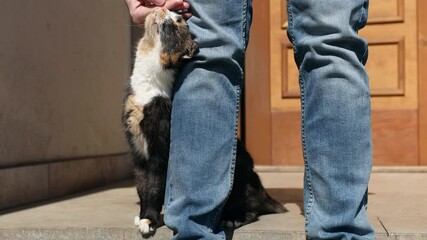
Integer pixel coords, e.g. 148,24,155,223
125,0,159,26
124,0,144,25
164,0,185,10
125,0,191,26
145,0,165,5
165,0,192,19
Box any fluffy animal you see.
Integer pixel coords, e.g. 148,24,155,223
122,8,285,238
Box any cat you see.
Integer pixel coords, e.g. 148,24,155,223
122,8,285,238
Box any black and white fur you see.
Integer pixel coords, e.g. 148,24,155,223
122,8,285,238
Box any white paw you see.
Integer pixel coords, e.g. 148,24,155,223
134,217,155,235
225,220,234,228
222,220,243,229
233,220,243,228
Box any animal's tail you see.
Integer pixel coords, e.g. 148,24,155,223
262,192,287,214
236,140,287,215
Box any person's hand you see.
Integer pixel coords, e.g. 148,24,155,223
124,0,191,26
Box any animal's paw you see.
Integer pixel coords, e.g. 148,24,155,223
221,220,244,229
221,212,257,229
134,216,156,238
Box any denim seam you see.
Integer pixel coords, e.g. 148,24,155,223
209,86,241,237
242,0,248,51
300,72,314,239
286,0,314,238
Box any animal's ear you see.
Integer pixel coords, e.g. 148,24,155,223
181,41,198,60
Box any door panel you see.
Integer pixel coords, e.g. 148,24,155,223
245,0,422,166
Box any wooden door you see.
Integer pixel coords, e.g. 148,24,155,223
245,0,427,166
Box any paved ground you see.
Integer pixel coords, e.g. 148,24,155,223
1,170,427,239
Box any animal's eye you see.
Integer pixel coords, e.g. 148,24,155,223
176,17,183,23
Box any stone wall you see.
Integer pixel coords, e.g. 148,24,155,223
0,1,133,210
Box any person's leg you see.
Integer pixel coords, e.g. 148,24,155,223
286,0,375,239
163,1,252,239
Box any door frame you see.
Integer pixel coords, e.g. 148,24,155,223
419,0,427,165
245,0,272,165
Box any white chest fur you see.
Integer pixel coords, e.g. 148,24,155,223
131,43,175,107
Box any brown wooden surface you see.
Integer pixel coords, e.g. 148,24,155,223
244,0,272,165
419,0,427,165
245,0,422,166
270,110,418,166
371,110,418,166
271,111,303,166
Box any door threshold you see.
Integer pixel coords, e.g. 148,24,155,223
255,165,427,173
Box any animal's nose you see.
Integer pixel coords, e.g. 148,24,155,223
154,7,167,13
154,7,168,18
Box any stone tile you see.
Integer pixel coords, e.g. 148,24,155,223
103,154,134,182
232,232,306,240
369,215,388,235
2,172,427,240
0,165,49,210
0,182,138,229
258,172,304,189
0,228,87,240
87,228,129,240
48,155,132,198
378,216,427,235
368,173,427,221
259,172,304,216
238,212,305,232
122,226,173,240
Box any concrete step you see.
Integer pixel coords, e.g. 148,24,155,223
1,171,427,239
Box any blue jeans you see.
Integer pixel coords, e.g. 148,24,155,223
164,0,374,239
287,0,374,239
163,0,252,239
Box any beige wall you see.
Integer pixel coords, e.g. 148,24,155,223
0,1,133,210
